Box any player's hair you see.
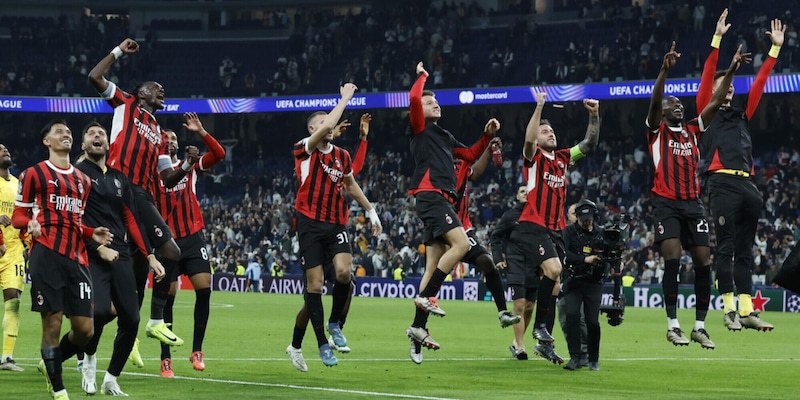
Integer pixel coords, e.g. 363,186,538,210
40,119,69,139
539,118,552,127
307,111,327,127
422,90,435,97
82,121,106,136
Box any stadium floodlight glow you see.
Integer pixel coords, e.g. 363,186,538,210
1,74,798,114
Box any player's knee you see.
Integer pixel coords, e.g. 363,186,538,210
335,269,351,284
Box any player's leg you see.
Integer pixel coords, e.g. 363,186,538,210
532,257,561,343
288,297,310,372
0,258,24,371
735,182,772,330
101,255,140,395
408,241,443,349
473,250,519,326
707,175,740,329
506,249,532,359
147,256,183,346
689,243,715,349
81,259,114,395
188,272,212,369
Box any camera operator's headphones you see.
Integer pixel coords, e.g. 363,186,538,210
575,199,598,222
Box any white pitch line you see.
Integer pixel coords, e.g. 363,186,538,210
122,371,460,400
16,357,798,362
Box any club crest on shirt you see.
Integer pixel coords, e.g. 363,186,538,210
557,160,564,169
77,182,84,194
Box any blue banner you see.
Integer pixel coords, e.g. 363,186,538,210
2,73,799,114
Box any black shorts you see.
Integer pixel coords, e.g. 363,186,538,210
171,233,212,281
29,245,93,317
415,191,463,244
132,185,173,249
462,229,491,265
651,195,710,247
505,240,540,289
87,249,139,324
297,214,351,271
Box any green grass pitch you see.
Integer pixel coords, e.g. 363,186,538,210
4,289,798,399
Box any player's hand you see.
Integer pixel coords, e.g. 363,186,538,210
93,227,113,246
0,244,6,258
28,219,42,238
367,208,382,236
662,41,680,70
583,98,599,115
333,119,351,138
535,92,546,107
147,254,166,282
182,112,205,133
766,18,786,47
98,246,119,264
495,261,507,269
585,255,602,265
488,137,503,151
340,83,358,100
359,113,372,140
484,118,500,135
416,61,427,75
715,8,731,36
185,145,200,165
119,38,139,55
729,44,752,72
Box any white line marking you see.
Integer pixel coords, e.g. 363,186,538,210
16,357,797,362
121,371,459,400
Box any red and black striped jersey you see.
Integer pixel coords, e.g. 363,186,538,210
293,138,352,225
101,82,171,196
519,149,571,231
647,118,703,200
156,134,225,238
15,161,92,265
453,159,474,231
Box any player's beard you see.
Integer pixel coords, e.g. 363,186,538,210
0,160,11,169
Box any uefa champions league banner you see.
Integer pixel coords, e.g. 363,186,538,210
2,73,799,114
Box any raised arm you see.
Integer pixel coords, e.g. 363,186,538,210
647,42,680,129
576,99,600,156
352,113,371,176
697,9,730,110
699,45,750,126
409,62,429,135
183,112,227,171
746,18,785,119
307,83,358,151
88,38,139,93
524,93,546,160
342,174,383,237
470,137,501,182
453,118,498,163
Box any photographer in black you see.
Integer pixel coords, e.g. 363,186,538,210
561,200,603,371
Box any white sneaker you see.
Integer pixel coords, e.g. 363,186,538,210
409,340,423,364
101,380,129,396
286,345,308,372
81,356,97,394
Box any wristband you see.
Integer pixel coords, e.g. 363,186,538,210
367,208,381,227
181,161,192,172
111,46,124,60
711,35,722,49
769,45,781,59
97,245,106,252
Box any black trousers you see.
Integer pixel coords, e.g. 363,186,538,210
562,278,602,362
86,250,140,377
707,174,762,295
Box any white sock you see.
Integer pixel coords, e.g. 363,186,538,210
668,318,680,329
103,371,118,385
1,354,11,363
149,318,164,325
693,320,705,331
86,353,97,368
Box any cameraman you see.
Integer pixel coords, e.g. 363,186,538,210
561,200,602,371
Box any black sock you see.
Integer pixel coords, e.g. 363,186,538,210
306,293,327,348
328,281,349,326
161,295,176,360
546,295,558,334
339,281,354,329
412,307,429,329
694,264,712,322
84,321,106,356
484,268,508,312
663,259,680,319
534,277,556,329
420,269,448,297
194,288,211,352
291,325,306,349
42,347,64,392
58,332,83,362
